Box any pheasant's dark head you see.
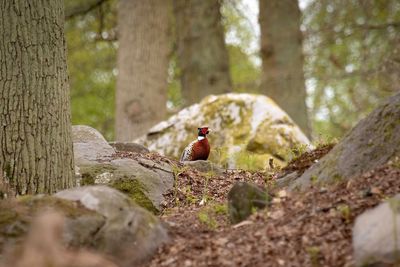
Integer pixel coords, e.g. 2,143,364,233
198,127,209,137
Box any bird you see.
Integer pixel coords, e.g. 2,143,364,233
180,127,210,162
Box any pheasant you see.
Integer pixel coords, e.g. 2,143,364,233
180,127,210,162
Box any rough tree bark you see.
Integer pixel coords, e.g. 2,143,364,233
291,92,400,189
0,0,75,194
116,0,171,141
259,0,310,137
174,0,232,106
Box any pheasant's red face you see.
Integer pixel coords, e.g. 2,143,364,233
198,127,209,136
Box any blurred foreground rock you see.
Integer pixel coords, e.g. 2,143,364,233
353,194,400,266
2,212,117,267
136,93,310,170
0,186,167,267
72,125,174,212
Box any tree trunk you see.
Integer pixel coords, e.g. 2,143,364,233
115,0,171,141
174,0,232,106
259,0,310,137
0,0,75,194
291,92,400,189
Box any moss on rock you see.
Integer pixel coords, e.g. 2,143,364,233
111,179,158,214
79,164,117,186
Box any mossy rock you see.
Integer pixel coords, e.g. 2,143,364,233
227,182,271,224
136,93,310,170
72,125,174,213
77,158,173,214
0,195,104,252
0,186,168,266
112,179,157,214
55,186,168,266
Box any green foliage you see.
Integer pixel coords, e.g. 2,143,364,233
213,203,228,215
228,45,261,93
288,143,310,161
337,204,351,223
65,0,117,140
306,246,321,267
304,0,400,137
221,0,261,94
310,175,319,185
234,150,264,171
197,210,218,229
197,202,228,230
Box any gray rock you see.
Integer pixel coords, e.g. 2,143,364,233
109,141,149,153
228,182,270,224
182,160,225,175
73,125,174,213
275,171,300,188
353,194,400,266
0,186,167,267
291,93,400,190
79,158,174,213
56,186,168,266
72,125,115,164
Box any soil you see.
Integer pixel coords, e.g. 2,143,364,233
140,146,400,267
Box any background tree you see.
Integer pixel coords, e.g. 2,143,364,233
64,0,400,140
173,0,232,106
259,0,310,136
115,0,171,141
0,0,75,194
65,0,117,141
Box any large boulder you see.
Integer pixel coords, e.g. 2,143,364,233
136,93,310,169
72,125,174,213
291,93,400,189
0,186,167,266
353,194,400,266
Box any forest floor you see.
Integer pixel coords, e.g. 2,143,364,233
143,145,400,267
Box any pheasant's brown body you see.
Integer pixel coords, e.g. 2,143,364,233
180,127,210,162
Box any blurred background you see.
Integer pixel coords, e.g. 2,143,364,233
64,0,400,141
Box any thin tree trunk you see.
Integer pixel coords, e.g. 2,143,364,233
0,0,75,194
259,0,311,137
174,0,232,106
116,0,171,141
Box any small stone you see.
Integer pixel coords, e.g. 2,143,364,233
215,237,229,246
184,259,193,267
228,182,270,224
277,190,288,198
